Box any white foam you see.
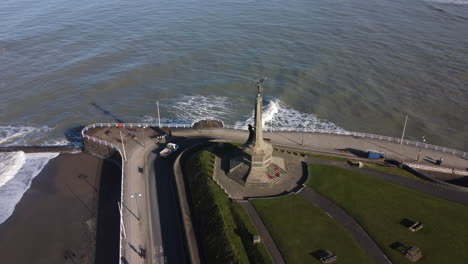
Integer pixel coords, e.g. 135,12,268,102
0,125,73,147
235,99,346,132
0,152,59,224
147,95,240,124
0,152,26,187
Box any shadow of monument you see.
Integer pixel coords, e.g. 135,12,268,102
90,102,126,123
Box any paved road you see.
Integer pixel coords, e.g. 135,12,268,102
299,187,392,264
238,200,286,264
121,138,155,264
308,158,468,206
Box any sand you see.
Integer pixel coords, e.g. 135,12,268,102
0,153,103,264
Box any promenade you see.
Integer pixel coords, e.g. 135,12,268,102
173,128,468,171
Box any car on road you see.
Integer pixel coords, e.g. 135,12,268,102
160,143,179,158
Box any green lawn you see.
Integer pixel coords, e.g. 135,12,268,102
252,195,373,264
363,162,425,181
307,164,468,263
307,153,349,162
183,149,271,264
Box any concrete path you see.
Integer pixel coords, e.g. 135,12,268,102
308,158,468,206
299,187,392,264
173,128,468,170
238,200,286,264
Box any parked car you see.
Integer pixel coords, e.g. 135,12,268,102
160,143,179,158
367,150,386,159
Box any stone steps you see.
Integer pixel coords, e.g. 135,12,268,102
227,162,250,186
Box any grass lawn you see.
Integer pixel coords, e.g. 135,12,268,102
307,153,349,162
252,195,373,264
307,164,468,263
363,162,425,182
184,149,271,264
305,151,427,182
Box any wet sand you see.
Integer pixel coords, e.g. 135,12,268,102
0,153,103,264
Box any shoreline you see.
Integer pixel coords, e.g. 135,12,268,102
0,153,103,264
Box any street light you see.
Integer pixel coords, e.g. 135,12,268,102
142,126,146,148
417,136,426,162
131,193,142,221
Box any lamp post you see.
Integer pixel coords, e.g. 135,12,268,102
156,101,161,128
131,193,142,222
400,115,408,144
417,136,426,162
120,131,127,162
142,125,146,148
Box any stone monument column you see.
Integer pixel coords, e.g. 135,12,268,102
253,84,265,148
243,79,273,182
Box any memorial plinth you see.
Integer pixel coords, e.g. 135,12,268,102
240,80,281,184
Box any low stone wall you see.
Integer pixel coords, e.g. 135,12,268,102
405,163,468,176
83,137,118,160
173,142,213,264
403,165,468,192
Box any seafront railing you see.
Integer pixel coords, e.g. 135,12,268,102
81,120,466,263
223,124,468,158
82,122,467,158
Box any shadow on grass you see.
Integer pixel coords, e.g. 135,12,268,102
232,210,269,264
390,241,407,254
311,249,329,260
400,218,416,228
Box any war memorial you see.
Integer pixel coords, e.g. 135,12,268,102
56,80,466,264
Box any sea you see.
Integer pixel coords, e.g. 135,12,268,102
0,0,467,223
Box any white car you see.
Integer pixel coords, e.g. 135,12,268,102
160,143,179,158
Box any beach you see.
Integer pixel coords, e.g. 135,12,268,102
0,153,105,264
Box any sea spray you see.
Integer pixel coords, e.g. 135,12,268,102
0,152,59,224
235,99,346,132
0,152,26,187
0,125,73,147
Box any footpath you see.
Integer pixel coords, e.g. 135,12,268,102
173,128,468,171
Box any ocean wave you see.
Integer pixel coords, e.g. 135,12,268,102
0,152,26,187
0,125,74,146
169,95,238,122
235,99,346,132
0,152,59,224
143,96,345,133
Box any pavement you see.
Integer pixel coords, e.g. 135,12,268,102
213,150,305,199
299,187,392,264
238,200,286,264
172,128,468,171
